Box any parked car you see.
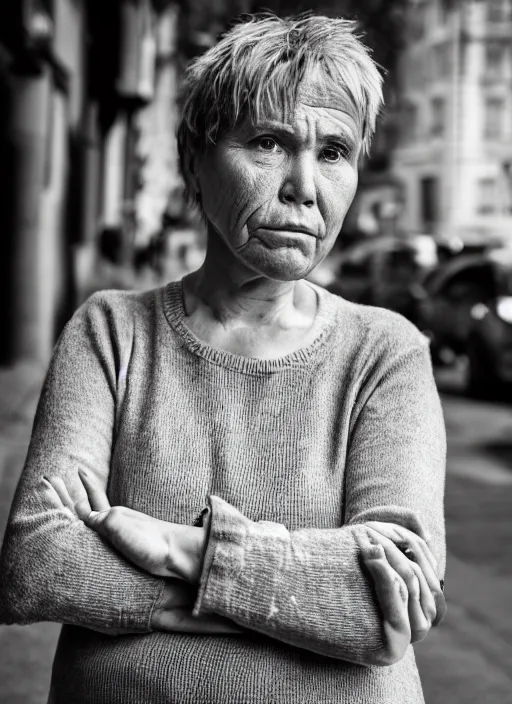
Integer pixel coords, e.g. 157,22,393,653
417,247,512,397
324,234,437,323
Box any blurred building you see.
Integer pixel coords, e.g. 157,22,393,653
0,0,162,365
0,0,253,368
392,0,512,245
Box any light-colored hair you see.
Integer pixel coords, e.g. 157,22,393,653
177,13,384,203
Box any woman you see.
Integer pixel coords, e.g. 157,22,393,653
0,13,446,704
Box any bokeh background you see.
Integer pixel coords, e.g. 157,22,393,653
0,1,511,702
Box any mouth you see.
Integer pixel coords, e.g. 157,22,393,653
252,227,317,252
257,225,318,238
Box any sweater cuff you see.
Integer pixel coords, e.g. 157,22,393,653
193,496,249,618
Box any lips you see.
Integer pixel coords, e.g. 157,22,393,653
254,227,317,251
258,225,317,238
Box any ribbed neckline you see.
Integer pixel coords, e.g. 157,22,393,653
161,279,338,375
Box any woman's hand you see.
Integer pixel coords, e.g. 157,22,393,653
46,471,205,583
150,581,243,635
357,522,446,664
365,521,446,628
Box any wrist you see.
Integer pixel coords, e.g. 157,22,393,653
170,524,206,584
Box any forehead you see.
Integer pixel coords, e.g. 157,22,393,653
246,69,363,139
297,66,358,113
249,99,361,142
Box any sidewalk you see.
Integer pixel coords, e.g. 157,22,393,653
0,361,47,534
0,361,60,704
0,361,46,426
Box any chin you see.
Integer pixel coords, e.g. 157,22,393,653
243,248,315,282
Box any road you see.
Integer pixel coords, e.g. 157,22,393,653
415,375,512,703
0,365,511,703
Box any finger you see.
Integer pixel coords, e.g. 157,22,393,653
44,476,76,513
404,532,437,573
366,522,438,572
75,497,93,522
363,533,432,644
84,508,111,532
366,524,444,625
406,561,434,642
406,574,431,644
78,470,111,512
371,536,437,627
361,543,409,633
401,548,446,628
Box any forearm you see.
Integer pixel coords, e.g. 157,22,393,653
0,484,166,634
0,294,170,634
194,497,401,665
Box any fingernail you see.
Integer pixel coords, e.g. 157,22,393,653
366,545,384,559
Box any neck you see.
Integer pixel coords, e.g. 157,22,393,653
183,227,308,328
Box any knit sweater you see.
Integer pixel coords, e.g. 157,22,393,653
0,281,446,704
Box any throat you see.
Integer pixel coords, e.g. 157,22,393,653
186,318,320,360
181,280,320,360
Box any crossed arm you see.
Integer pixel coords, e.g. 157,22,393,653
47,468,445,666
0,295,447,666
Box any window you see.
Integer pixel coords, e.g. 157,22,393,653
477,178,497,214
487,0,511,22
431,97,445,136
420,176,439,227
485,43,505,79
484,97,505,139
438,1,450,25
434,42,451,79
409,3,427,39
402,102,418,142
407,54,426,90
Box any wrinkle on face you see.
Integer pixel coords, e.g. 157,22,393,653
195,83,362,282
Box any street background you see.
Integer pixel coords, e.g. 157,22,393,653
1,0,512,702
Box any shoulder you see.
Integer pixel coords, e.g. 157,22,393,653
323,289,429,359
77,286,160,319
68,286,162,334
57,287,165,361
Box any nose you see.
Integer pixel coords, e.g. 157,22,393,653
278,153,317,208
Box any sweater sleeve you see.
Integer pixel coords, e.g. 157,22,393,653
193,340,446,665
0,293,166,634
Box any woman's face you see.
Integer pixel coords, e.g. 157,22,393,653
195,82,362,281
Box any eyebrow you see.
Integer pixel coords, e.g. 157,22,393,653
322,132,357,145
248,120,295,135
248,120,358,145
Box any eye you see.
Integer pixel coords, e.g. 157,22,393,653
256,137,280,152
321,144,351,163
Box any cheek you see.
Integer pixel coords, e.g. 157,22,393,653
200,155,279,241
322,167,358,231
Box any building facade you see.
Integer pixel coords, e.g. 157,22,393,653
392,0,512,244
0,0,255,367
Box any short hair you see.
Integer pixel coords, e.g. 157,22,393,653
177,13,384,203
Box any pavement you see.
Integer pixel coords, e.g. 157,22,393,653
0,363,60,704
0,361,511,703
